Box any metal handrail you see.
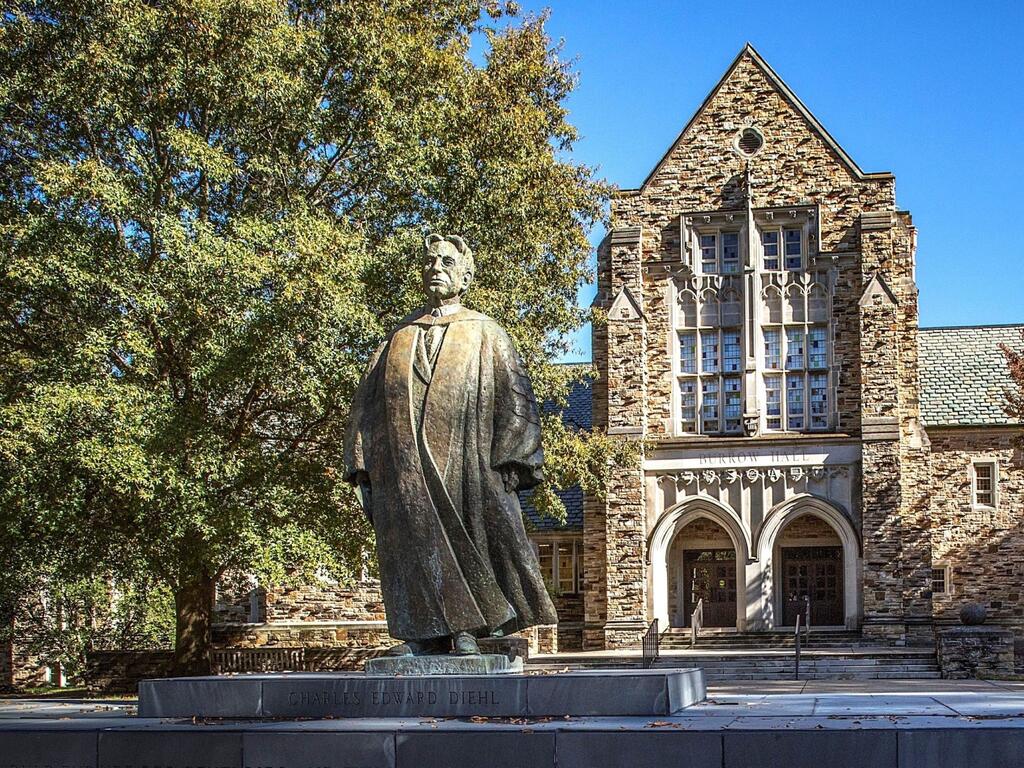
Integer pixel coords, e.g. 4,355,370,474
804,595,812,641
690,598,704,647
794,612,802,680
642,618,660,669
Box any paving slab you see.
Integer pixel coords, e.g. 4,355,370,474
930,692,1024,717
722,729,898,768
555,730,722,768
898,729,1024,768
395,730,555,768
0,730,97,768
0,699,134,719
810,695,956,716
690,694,816,716
242,731,396,768
98,729,243,768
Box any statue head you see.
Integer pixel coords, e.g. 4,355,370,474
423,234,474,306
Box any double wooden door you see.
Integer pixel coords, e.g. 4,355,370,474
682,548,737,628
781,546,844,626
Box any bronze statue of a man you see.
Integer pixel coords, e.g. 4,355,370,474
344,234,557,656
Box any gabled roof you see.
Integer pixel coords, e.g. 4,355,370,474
631,43,894,192
919,325,1022,428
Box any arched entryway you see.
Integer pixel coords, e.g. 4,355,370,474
756,496,861,630
648,498,751,631
669,518,738,628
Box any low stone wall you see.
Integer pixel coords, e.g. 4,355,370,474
938,626,1015,679
213,621,391,650
85,650,174,694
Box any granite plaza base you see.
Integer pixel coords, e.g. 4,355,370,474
138,668,706,718
9,689,1024,768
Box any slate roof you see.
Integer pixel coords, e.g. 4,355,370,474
520,375,592,532
919,325,1023,427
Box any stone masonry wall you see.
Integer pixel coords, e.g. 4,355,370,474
593,48,922,648
938,627,1015,679
611,53,895,440
929,428,1024,629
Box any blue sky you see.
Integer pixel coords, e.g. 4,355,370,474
498,1,1024,362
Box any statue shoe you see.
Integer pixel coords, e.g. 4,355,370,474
452,631,480,656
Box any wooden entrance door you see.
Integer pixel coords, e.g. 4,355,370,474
683,549,737,628
781,546,844,626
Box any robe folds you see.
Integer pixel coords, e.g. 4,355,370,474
344,306,558,641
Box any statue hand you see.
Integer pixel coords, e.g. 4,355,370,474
355,472,373,522
499,467,519,493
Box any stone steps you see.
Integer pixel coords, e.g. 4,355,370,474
528,645,941,681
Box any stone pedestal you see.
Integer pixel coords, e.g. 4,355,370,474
137,669,706,719
364,653,521,676
937,626,1015,679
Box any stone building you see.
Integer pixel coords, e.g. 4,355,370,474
581,44,1023,650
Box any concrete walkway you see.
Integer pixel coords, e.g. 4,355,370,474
1,678,1022,719
5,681,1024,767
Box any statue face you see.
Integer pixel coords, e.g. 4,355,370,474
423,240,471,303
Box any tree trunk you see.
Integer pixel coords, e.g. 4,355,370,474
172,573,215,676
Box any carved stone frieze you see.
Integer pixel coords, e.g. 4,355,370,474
660,464,852,489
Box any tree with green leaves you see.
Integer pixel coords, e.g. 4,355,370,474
1002,330,1024,444
1,0,630,675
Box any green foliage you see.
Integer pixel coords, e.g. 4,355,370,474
1001,330,1024,447
14,572,174,682
0,0,611,647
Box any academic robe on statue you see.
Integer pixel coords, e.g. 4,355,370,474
343,306,558,641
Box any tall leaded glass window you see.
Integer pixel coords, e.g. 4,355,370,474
764,329,781,369
701,332,720,373
760,324,831,433
786,376,805,430
765,374,783,430
785,328,804,369
808,327,828,369
675,279,746,436
679,332,697,373
762,230,780,270
676,206,830,437
810,373,829,429
724,377,742,433
723,331,742,373
701,380,720,431
680,379,697,433
700,234,717,273
721,232,740,274
784,228,802,270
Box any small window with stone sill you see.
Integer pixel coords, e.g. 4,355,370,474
931,565,950,596
972,461,998,509
758,226,804,271
699,230,742,274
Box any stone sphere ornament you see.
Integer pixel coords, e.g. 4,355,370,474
959,602,987,626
